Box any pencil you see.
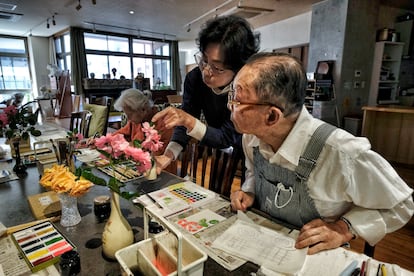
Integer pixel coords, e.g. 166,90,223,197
381,264,387,276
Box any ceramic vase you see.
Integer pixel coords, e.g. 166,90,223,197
59,193,81,227
102,191,134,260
145,163,157,181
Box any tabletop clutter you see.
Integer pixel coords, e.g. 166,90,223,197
0,129,413,275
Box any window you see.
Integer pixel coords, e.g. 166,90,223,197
0,36,31,93
55,33,71,72
84,32,172,89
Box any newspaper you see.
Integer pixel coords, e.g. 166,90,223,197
211,219,307,274
167,198,247,271
0,235,31,276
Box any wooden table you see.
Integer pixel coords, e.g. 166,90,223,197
1,159,413,275
362,105,414,164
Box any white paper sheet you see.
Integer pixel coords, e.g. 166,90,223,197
212,219,307,274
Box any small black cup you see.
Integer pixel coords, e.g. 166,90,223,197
59,250,81,276
94,195,111,222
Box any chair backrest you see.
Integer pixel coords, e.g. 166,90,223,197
179,138,242,197
83,97,112,137
167,95,183,104
70,110,92,138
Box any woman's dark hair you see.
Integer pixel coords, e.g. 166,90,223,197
197,15,260,73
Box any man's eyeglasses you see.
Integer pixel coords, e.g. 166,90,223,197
194,52,229,75
227,88,285,113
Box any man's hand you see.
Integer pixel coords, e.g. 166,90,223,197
152,107,196,131
230,190,255,212
295,218,354,255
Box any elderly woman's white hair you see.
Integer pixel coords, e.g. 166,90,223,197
113,88,153,112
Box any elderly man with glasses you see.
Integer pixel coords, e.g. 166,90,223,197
229,52,414,255
152,15,259,174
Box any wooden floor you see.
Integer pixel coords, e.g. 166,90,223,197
188,160,414,272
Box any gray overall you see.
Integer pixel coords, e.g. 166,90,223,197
254,123,336,229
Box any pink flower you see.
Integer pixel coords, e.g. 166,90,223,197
0,113,8,126
124,147,152,173
141,122,164,152
92,122,161,176
4,105,17,116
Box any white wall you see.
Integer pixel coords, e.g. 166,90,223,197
27,36,49,99
258,12,312,51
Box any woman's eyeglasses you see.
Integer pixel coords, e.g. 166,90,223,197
227,87,285,113
194,52,229,75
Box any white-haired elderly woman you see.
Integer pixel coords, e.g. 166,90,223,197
113,88,173,157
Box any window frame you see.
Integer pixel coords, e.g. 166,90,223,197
0,35,32,96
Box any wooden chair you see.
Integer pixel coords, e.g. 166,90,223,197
83,96,112,136
179,138,243,197
70,110,92,138
166,95,182,104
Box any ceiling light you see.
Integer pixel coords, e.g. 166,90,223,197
91,0,96,4
76,0,82,11
186,24,191,32
52,15,56,26
46,18,50,29
129,10,134,15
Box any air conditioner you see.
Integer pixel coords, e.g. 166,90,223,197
220,5,274,19
0,11,23,22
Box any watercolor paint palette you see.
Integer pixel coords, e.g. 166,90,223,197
11,221,76,272
144,181,217,217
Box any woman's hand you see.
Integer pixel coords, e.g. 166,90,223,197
295,218,354,255
230,190,255,212
152,107,196,132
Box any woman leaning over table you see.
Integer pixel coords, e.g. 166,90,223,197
152,15,260,174
113,88,176,173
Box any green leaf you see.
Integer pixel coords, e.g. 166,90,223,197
80,169,107,186
21,132,29,140
30,129,42,136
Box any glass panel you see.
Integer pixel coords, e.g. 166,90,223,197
107,35,129,52
86,54,109,79
0,57,31,89
63,34,71,52
0,37,26,54
65,56,71,73
153,59,171,89
132,39,170,56
84,33,108,51
133,57,153,84
55,38,62,53
108,56,131,79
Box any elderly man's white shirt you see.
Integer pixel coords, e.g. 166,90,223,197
241,107,414,245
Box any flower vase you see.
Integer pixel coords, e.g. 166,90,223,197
12,140,27,174
145,163,157,181
59,193,82,227
102,191,134,260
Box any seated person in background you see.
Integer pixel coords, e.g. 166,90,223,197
229,52,414,255
113,88,176,173
152,15,259,174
